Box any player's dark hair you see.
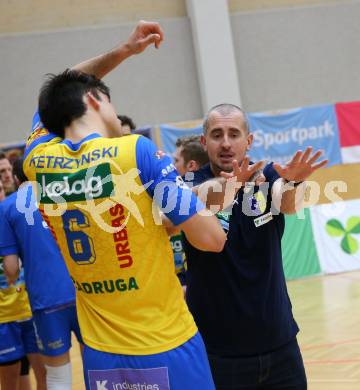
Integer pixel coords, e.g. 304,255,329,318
38,69,110,138
117,115,136,131
12,158,28,184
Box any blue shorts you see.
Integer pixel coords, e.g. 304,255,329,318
33,302,83,357
0,319,38,364
83,332,215,390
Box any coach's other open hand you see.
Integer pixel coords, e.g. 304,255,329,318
273,146,328,183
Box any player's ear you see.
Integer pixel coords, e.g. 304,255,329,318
187,160,198,172
86,92,100,110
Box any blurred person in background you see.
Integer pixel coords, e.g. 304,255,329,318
0,152,15,195
117,114,136,135
174,135,209,176
171,135,209,289
0,180,5,201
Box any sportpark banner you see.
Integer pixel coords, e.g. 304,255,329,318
156,101,360,165
247,104,342,166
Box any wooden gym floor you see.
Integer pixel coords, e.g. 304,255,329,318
31,271,360,389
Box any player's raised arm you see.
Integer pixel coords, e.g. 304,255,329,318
72,20,164,79
25,20,164,160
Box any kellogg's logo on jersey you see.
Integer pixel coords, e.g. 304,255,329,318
36,163,114,204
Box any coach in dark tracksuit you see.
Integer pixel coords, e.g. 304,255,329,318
183,103,327,389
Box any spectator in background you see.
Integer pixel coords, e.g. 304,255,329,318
0,180,5,201
117,115,136,135
171,136,209,289
174,135,209,176
0,152,15,195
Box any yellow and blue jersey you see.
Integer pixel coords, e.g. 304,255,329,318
0,256,32,323
23,112,204,354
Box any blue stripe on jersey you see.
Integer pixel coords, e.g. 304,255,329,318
31,111,41,130
24,112,57,160
135,136,204,226
61,133,102,151
0,185,75,310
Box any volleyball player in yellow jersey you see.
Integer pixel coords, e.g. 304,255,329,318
23,21,226,390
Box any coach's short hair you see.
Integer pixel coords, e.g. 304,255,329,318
203,103,249,134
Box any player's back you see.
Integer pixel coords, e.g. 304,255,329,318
24,133,197,355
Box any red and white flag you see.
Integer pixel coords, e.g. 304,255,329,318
336,101,360,163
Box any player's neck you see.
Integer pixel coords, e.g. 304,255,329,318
64,115,107,143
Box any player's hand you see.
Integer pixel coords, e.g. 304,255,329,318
126,20,164,54
220,158,265,186
273,146,328,183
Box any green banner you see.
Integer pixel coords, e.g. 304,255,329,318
282,208,321,279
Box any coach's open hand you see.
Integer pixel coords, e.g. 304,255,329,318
273,146,328,183
220,157,265,186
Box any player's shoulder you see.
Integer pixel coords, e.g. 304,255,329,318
25,127,51,149
24,130,61,161
134,135,170,164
